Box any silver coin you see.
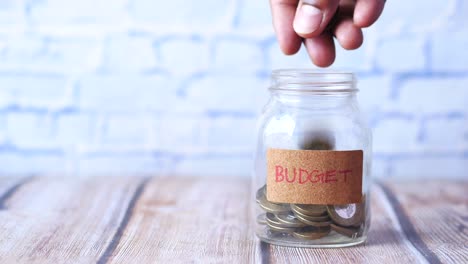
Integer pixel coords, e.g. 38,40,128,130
327,196,365,227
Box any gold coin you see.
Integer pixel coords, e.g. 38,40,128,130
256,185,266,202
267,224,296,233
292,226,331,240
294,213,332,227
302,131,335,150
291,204,327,217
256,186,290,214
291,208,330,222
330,223,360,238
275,213,307,228
257,213,267,225
266,213,294,233
258,199,290,214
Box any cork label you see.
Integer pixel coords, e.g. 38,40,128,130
266,148,363,205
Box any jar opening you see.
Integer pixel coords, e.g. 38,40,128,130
270,69,357,93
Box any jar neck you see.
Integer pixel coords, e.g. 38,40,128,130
269,70,358,110
271,90,358,110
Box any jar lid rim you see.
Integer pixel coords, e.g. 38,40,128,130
271,69,357,92
272,69,354,76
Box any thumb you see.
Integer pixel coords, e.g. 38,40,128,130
293,0,340,38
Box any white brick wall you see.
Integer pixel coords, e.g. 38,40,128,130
0,0,467,178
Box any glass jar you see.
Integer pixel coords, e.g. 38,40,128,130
252,70,372,248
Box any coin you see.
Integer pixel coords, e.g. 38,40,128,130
275,213,307,228
294,213,332,227
257,213,267,225
330,223,360,238
291,204,327,217
256,187,290,214
327,199,364,227
256,185,266,202
292,226,331,240
302,131,335,150
266,215,297,233
291,208,330,222
267,223,296,233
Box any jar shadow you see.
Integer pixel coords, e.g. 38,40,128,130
365,226,409,247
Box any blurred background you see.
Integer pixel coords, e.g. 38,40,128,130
0,0,466,178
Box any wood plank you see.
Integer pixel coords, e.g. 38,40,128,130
0,177,32,209
107,176,257,263
265,185,426,264
0,177,145,263
0,177,464,263
380,180,468,264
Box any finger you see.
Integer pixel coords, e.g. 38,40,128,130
354,0,386,28
304,33,336,67
293,0,340,38
270,0,302,55
333,17,363,50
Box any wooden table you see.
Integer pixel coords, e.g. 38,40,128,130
0,177,466,263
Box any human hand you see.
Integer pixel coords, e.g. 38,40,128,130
270,0,385,67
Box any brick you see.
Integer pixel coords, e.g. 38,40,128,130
129,0,232,28
432,30,468,71
373,117,419,152
0,153,67,175
199,116,256,150
374,0,451,33
173,156,252,177
0,35,46,71
104,115,152,145
423,117,467,149
78,74,176,112
267,42,317,72
357,75,392,112
391,156,467,179
0,74,68,108
333,40,373,72
153,116,203,152
0,82,15,108
375,37,425,72
235,0,274,31
180,74,268,113
158,37,209,76
55,113,92,146
28,0,127,24
102,35,157,73
0,36,101,73
6,112,55,148
42,38,102,72
0,0,25,24
452,0,468,29
397,77,468,113
0,115,6,144
213,38,262,72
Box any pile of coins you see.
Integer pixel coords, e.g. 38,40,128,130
256,185,364,240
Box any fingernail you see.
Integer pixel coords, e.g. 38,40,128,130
293,4,323,34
